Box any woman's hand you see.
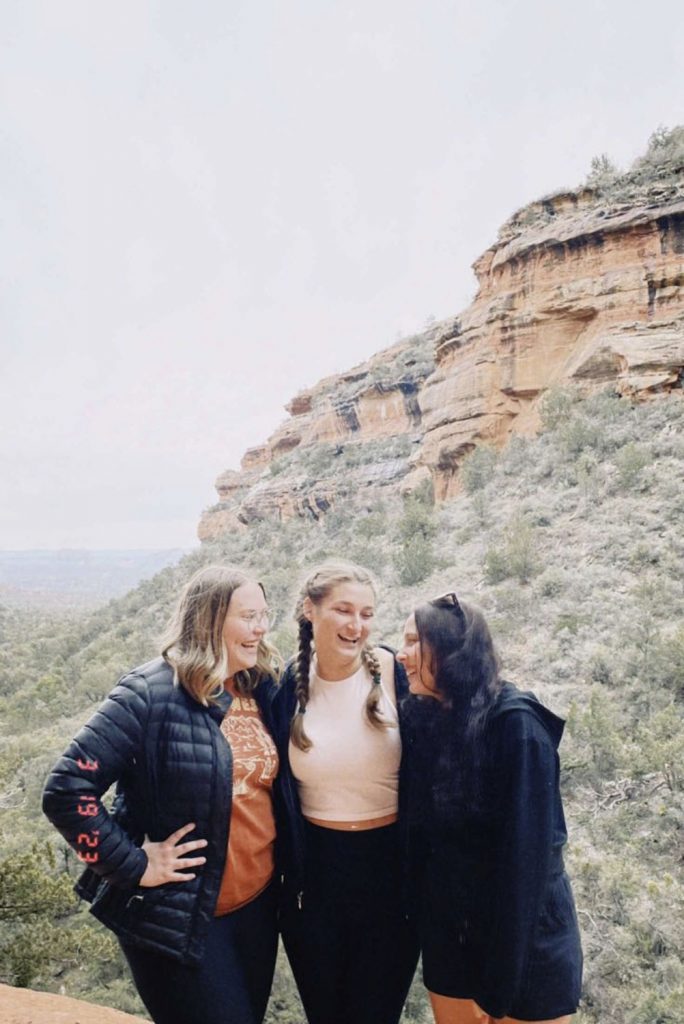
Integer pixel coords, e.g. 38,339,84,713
139,822,208,887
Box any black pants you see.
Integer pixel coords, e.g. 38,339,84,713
120,883,278,1024
281,822,419,1024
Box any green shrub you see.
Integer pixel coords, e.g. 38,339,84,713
540,388,576,431
588,647,614,686
470,488,490,525
0,842,116,988
394,534,436,586
557,415,603,456
566,689,631,781
356,508,389,539
627,987,684,1024
633,705,684,791
484,515,541,584
614,443,651,491
536,568,565,598
586,153,620,189
460,445,497,493
645,628,684,701
393,486,437,585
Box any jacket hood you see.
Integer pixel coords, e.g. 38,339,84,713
489,681,565,748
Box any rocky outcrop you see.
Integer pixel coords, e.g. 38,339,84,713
411,187,684,498
199,181,684,539
243,340,430,465
0,983,146,1024
197,335,434,540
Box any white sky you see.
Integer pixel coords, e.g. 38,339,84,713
2,0,683,549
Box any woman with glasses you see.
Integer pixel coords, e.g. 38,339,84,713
43,565,282,1024
273,560,419,1024
397,593,582,1024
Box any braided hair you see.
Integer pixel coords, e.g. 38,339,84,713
289,561,390,751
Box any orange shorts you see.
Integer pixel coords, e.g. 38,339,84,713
428,992,573,1024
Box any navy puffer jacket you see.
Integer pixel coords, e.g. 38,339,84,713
42,657,278,964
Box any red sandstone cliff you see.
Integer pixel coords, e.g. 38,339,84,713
198,161,684,541
415,185,684,499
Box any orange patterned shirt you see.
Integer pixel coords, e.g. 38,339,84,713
214,689,279,915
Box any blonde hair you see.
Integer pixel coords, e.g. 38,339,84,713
161,564,282,705
290,560,388,751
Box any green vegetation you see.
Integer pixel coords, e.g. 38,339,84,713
0,843,116,990
1,388,683,1021
483,513,541,585
268,434,414,484
338,330,436,403
393,480,437,585
585,124,684,198
508,125,684,237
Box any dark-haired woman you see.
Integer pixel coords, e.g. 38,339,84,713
273,561,419,1024
43,565,283,1024
398,593,582,1024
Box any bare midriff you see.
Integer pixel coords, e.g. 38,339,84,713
305,812,398,831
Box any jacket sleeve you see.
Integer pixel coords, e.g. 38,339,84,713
270,662,297,756
475,712,558,1019
42,673,150,890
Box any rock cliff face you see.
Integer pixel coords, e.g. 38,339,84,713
416,186,684,497
198,179,684,540
198,334,436,539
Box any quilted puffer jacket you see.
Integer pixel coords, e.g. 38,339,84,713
42,656,278,964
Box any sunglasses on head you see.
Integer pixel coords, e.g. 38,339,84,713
431,591,465,617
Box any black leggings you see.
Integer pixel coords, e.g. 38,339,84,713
281,822,419,1024
120,883,278,1024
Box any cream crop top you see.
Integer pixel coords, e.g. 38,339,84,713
288,659,401,822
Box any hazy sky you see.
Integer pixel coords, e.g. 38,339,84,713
2,0,683,549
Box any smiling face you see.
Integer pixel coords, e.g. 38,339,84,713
398,613,440,698
304,581,375,679
221,581,269,678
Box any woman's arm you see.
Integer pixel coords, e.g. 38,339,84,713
42,673,151,890
475,711,558,1019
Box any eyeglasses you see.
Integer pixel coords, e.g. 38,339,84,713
229,610,271,627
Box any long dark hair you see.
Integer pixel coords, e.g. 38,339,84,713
410,593,502,820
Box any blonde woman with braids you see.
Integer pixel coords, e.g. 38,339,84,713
43,565,283,1024
273,561,419,1024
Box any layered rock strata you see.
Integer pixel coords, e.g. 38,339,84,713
199,183,684,539
198,334,435,539
415,189,684,497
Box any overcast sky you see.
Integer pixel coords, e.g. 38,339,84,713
2,0,683,550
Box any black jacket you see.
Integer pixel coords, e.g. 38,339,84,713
409,683,583,1020
42,657,279,964
270,651,411,903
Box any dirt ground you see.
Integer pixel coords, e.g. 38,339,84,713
0,983,147,1024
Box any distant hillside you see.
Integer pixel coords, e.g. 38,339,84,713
0,549,190,610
